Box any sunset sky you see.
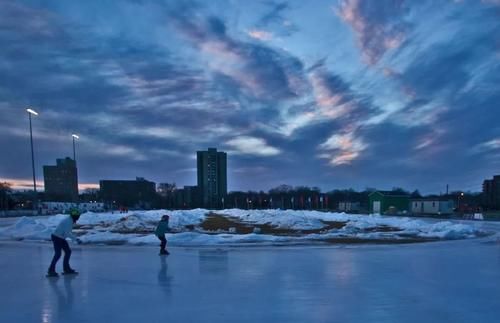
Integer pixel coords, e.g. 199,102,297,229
0,0,499,193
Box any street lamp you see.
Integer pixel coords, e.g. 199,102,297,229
26,108,38,213
72,134,79,163
71,134,80,205
457,192,464,213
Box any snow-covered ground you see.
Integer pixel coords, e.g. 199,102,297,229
0,209,495,246
1,237,500,323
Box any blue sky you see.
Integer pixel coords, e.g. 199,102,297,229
0,0,499,193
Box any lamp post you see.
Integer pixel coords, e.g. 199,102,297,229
72,134,79,163
26,108,38,213
71,134,80,205
457,192,464,214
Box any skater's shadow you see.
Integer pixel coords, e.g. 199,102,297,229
158,256,173,297
48,275,76,317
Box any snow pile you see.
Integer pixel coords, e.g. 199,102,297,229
77,209,207,232
218,209,328,230
417,222,479,239
77,212,125,226
0,209,491,246
0,217,53,241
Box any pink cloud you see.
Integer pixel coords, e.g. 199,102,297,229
335,0,409,65
319,130,367,165
247,29,273,41
309,69,353,120
0,178,98,191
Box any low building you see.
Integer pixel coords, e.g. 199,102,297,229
410,199,455,215
483,175,500,210
182,185,200,209
43,157,78,202
40,202,105,215
99,177,156,209
338,201,360,212
172,186,201,209
369,191,410,214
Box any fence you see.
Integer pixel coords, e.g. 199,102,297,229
0,210,37,217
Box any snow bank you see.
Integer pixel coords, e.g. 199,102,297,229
0,209,491,246
218,209,328,230
0,217,53,241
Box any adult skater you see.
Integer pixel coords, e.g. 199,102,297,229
155,215,170,255
47,209,81,277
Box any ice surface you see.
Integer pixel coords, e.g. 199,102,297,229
0,209,491,246
1,237,500,323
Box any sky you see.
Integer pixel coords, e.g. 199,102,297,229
0,0,499,194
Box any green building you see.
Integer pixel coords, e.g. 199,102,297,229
369,191,410,214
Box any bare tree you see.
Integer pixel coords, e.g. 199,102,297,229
0,182,12,211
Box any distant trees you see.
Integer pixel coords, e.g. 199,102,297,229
269,184,293,194
228,185,369,210
449,191,484,212
410,190,422,198
392,187,410,195
10,180,485,212
224,185,487,212
157,183,177,209
0,182,12,210
80,188,99,203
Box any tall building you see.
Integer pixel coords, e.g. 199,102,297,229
197,148,227,208
483,175,500,210
43,157,78,202
99,177,156,208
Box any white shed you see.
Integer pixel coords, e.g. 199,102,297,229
410,199,455,215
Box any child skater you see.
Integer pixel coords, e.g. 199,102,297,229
155,215,170,255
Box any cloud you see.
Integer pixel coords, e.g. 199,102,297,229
474,138,500,153
0,1,66,41
335,0,410,65
318,131,367,165
391,102,449,128
482,0,500,5
226,136,281,156
91,142,148,161
247,29,273,41
310,67,356,119
168,12,307,101
0,178,98,191
126,126,178,139
274,61,378,138
1,0,499,193
257,1,290,26
231,166,270,174
253,1,298,37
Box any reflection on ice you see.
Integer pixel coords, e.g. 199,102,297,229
327,250,357,286
43,275,76,322
157,256,172,298
198,250,229,274
2,240,500,323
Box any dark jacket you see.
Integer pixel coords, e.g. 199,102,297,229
155,219,169,236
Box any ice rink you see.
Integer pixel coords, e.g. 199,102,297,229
2,236,500,323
